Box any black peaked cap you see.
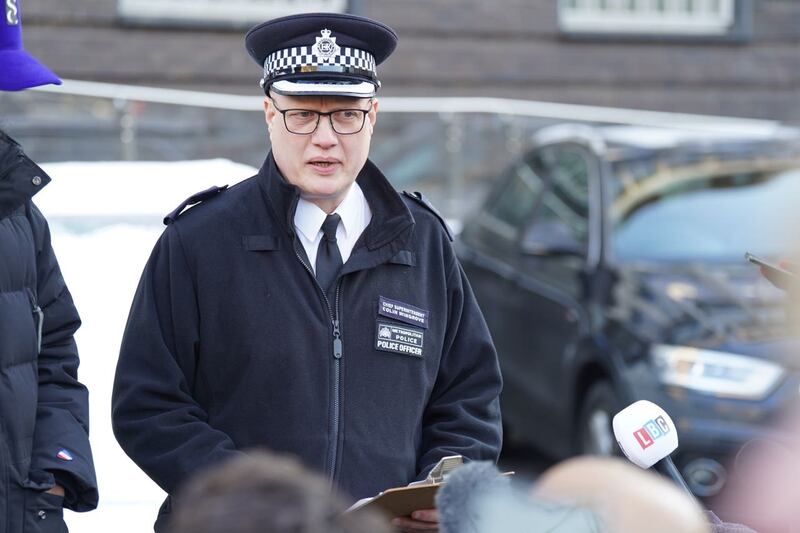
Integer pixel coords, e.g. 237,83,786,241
245,12,398,68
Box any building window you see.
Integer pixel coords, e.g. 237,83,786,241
558,0,750,40
117,0,347,29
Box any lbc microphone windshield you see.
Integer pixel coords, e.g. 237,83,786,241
612,400,679,469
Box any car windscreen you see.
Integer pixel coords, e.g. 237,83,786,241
610,164,800,262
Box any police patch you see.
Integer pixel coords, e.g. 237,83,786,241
375,321,424,358
378,296,429,329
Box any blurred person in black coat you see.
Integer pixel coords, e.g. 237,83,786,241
0,1,98,531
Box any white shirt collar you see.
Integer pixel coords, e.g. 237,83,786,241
293,182,372,270
294,182,366,241
294,198,327,243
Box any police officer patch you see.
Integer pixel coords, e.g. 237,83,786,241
375,321,424,358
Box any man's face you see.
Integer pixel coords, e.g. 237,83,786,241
264,92,378,211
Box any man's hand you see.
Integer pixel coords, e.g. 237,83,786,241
45,485,65,497
391,508,439,532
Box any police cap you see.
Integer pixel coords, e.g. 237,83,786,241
245,12,397,98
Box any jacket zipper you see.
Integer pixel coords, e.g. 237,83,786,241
28,292,43,353
293,247,344,484
330,285,343,485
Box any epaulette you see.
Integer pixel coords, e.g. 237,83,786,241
163,185,228,225
402,191,453,242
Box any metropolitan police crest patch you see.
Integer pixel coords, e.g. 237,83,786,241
375,321,424,358
312,28,340,62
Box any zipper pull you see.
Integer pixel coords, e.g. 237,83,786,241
32,305,43,353
332,319,343,359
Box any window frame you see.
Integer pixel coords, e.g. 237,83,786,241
479,156,549,243
557,0,753,43
520,144,597,261
116,0,348,29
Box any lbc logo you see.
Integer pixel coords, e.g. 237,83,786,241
632,416,670,450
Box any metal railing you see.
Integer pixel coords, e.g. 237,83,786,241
2,78,784,219
31,79,779,128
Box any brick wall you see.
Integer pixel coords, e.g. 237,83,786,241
19,0,800,122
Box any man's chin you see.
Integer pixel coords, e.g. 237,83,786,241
299,186,349,208
301,174,349,194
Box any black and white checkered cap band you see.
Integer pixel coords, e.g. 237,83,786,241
263,45,377,82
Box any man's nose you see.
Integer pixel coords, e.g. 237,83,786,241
312,115,338,147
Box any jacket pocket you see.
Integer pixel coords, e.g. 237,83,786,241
23,491,67,533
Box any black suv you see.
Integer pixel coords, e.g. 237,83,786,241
457,123,800,498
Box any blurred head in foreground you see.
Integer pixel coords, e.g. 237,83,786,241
457,457,710,533
531,457,711,533
716,421,800,532
168,450,391,533
717,253,800,531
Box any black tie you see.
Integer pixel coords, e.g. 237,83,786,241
315,214,343,296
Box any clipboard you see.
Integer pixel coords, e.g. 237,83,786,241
346,455,463,518
348,481,445,518
346,455,514,519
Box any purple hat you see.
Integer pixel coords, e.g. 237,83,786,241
0,0,61,91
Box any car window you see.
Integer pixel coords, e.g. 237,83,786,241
613,168,800,262
522,145,591,255
483,158,546,238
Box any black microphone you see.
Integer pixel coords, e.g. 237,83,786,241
435,461,510,533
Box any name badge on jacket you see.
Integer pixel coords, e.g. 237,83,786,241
375,297,428,358
377,296,429,329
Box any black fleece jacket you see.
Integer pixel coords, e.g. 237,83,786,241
112,153,502,530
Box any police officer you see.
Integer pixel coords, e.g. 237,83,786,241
0,1,99,530
111,12,502,532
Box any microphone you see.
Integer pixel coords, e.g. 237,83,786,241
435,461,510,533
612,400,695,497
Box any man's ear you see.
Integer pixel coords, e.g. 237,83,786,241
264,97,275,131
367,98,379,132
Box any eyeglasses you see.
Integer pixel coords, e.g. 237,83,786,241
269,98,372,135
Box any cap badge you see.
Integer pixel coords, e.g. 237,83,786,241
313,28,340,63
5,0,20,25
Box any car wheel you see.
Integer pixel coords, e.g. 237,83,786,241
576,381,621,456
